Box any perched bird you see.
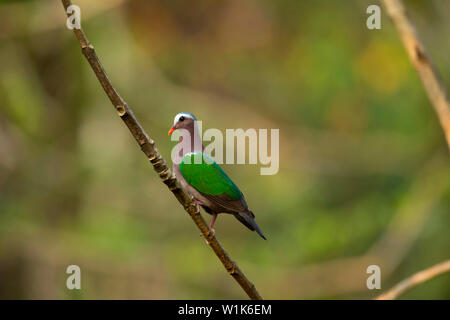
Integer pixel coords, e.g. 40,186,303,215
168,112,266,240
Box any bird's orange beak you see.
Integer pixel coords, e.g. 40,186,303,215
168,126,175,136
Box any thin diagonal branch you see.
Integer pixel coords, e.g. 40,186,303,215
60,0,262,300
376,260,450,300
381,0,450,150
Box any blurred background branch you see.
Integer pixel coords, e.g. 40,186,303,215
382,0,450,150
377,260,450,300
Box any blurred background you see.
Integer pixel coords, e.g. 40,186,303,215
0,0,449,299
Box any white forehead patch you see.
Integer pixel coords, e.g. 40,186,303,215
173,112,196,125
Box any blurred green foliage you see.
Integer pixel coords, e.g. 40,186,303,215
0,0,449,299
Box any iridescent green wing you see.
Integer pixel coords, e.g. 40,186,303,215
179,152,243,202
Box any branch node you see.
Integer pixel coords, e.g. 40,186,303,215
414,45,427,63
115,105,126,116
227,265,236,275
81,43,94,51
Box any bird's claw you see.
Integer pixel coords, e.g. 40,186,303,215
191,199,202,214
193,199,204,206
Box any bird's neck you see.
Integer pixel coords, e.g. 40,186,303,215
174,123,204,165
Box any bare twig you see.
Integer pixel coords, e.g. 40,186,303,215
376,260,450,300
60,0,262,300
381,0,450,150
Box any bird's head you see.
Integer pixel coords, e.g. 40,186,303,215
168,112,197,136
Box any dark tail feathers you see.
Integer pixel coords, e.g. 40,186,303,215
233,211,267,240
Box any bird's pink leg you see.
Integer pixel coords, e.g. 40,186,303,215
209,213,217,236
193,199,213,243
193,199,216,243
